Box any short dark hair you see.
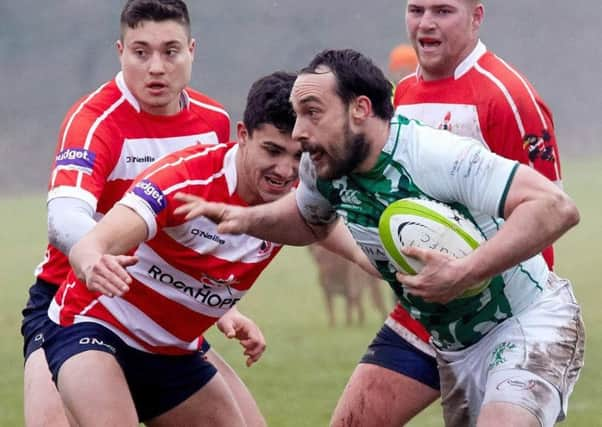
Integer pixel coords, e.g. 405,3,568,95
120,0,191,39
300,49,394,121
243,71,297,136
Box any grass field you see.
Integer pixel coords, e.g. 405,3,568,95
1,157,601,426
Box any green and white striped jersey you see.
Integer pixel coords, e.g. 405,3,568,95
296,115,549,350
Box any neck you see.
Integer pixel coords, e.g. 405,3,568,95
233,145,256,205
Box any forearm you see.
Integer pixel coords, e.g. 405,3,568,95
460,192,579,284
318,219,380,277
243,193,325,246
69,233,107,280
69,205,149,280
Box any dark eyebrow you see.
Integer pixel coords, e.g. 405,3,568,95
129,40,183,47
262,141,283,149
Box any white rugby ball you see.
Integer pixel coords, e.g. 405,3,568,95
378,197,489,298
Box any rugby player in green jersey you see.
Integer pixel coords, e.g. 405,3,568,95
175,48,584,427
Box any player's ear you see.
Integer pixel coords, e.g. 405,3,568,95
189,38,196,62
350,95,372,124
471,3,484,32
236,122,249,147
115,39,124,56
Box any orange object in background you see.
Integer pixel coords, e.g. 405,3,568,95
388,43,418,80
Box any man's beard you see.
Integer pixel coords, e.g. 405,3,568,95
323,123,370,180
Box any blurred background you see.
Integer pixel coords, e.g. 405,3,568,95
1,2,601,426
1,0,600,194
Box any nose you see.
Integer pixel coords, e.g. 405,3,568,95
292,117,309,145
274,156,298,180
418,10,436,31
148,52,166,75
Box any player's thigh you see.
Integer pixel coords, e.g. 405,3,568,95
331,324,440,427
484,274,584,427
58,350,137,427
478,402,540,427
23,348,70,427
331,363,439,427
205,348,267,427
22,280,72,427
43,322,138,427
146,372,245,427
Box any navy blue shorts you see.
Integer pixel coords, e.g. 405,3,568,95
21,279,62,360
21,279,212,362
360,324,440,390
43,322,217,422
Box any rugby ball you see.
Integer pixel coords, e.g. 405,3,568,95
378,197,489,298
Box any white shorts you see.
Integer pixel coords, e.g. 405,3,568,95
436,272,585,427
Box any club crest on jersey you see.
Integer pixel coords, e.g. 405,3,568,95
200,273,239,290
133,179,166,214
55,148,96,174
257,240,274,256
523,130,555,162
438,111,453,132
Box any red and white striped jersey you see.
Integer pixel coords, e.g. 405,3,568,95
391,40,561,346
49,143,282,355
35,72,230,287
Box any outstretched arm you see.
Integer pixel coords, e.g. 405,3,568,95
175,192,380,277
69,205,147,297
174,191,330,245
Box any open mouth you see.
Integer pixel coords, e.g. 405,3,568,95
419,38,441,49
264,175,293,190
308,148,325,164
146,82,167,93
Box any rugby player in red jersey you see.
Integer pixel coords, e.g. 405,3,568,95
22,1,266,426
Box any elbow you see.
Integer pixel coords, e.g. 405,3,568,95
556,193,580,231
47,214,66,254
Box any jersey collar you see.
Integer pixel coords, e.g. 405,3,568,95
454,40,487,79
114,71,191,113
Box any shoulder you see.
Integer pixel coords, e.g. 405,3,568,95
393,74,418,105
186,88,230,121
58,80,124,145
473,52,546,106
72,80,126,119
473,52,553,131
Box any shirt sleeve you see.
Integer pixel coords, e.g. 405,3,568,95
403,122,519,217
117,151,192,240
47,197,97,255
295,154,338,225
47,101,119,210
